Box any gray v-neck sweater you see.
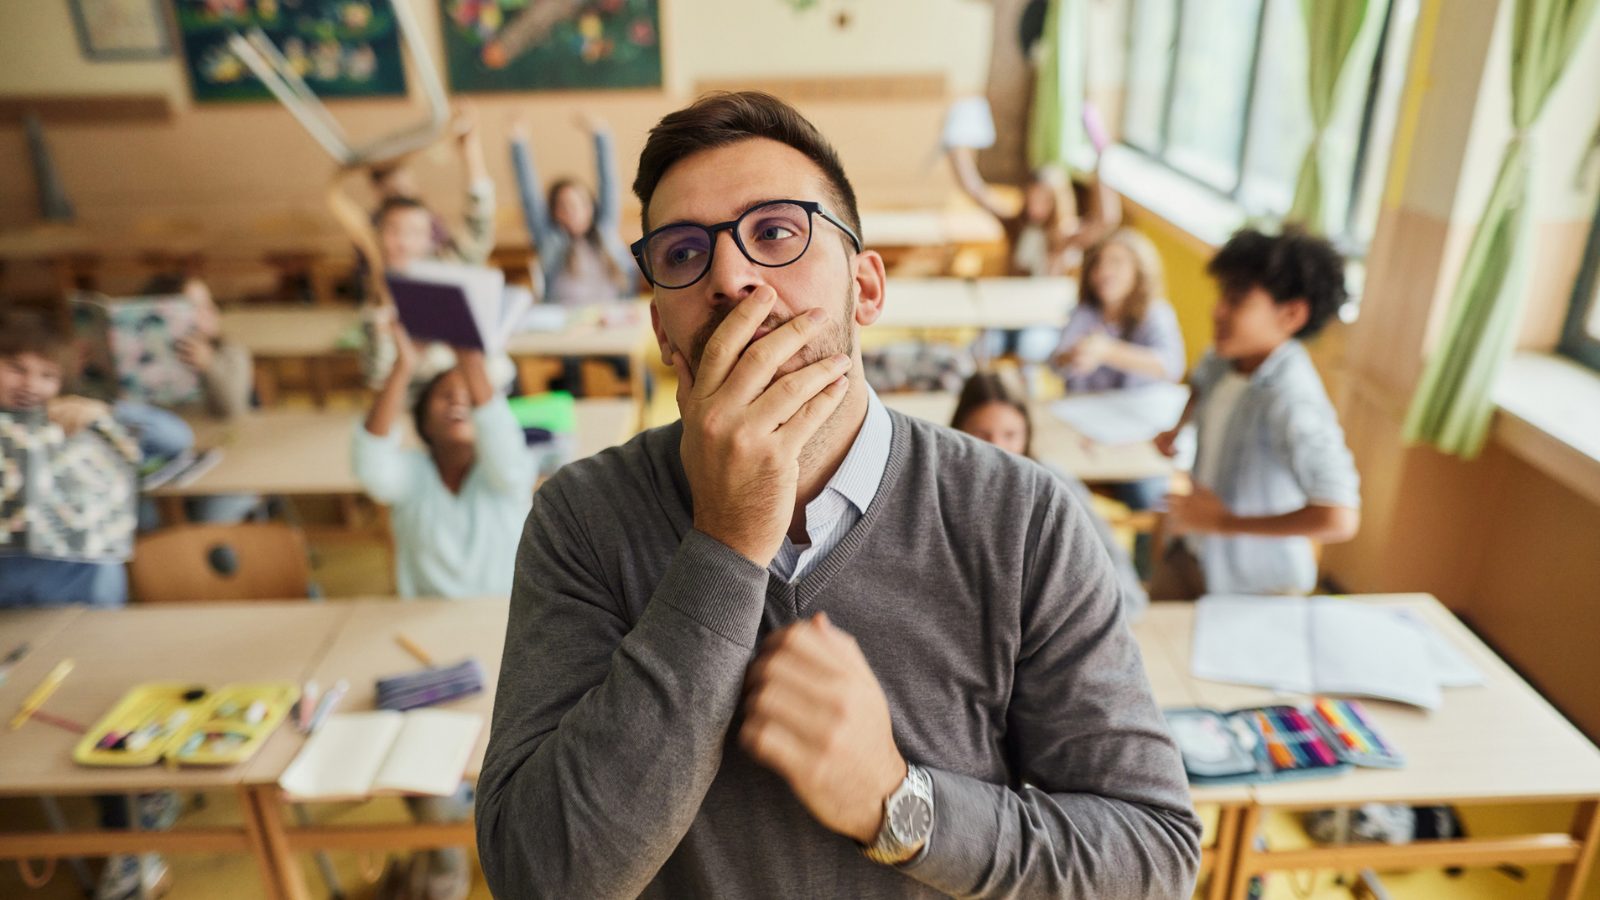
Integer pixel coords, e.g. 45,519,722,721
477,412,1201,899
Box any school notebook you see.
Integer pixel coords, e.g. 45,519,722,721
386,260,533,354
1190,595,1485,710
278,709,483,799
71,293,202,407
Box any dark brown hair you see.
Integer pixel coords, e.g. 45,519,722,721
1080,228,1165,339
632,92,861,238
950,371,1033,458
0,309,71,369
1207,225,1347,338
375,195,430,229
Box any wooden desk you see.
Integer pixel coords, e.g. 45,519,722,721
859,209,1005,248
1138,596,1600,900
242,599,509,899
147,400,639,503
879,392,1175,484
973,276,1076,330
0,602,357,900
874,278,982,329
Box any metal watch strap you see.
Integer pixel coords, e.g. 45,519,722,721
862,764,933,865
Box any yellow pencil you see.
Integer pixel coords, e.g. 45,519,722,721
11,659,74,730
395,634,433,667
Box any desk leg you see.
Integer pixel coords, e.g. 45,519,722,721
246,785,312,900
157,496,188,526
1550,800,1600,900
1227,804,1264,900
256,359,280,408
238,785,288,900
1207,805,1243,900
308,357,330,409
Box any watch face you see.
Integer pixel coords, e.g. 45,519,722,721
890,794,933,844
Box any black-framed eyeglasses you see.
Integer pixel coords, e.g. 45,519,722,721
630,199,863,290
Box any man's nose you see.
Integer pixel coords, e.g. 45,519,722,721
701,228,764,304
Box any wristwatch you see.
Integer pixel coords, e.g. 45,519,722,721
862,764,934,865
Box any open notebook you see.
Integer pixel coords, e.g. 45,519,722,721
1190,595,1486,710
279,709,483,798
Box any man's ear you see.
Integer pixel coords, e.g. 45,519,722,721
852,250,887,327
649,299,675,366
1279,297,1311,336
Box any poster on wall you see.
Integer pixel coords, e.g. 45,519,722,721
172,0,408,103
70,0,173,60
440,0,662,92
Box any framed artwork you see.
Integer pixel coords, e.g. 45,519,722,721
69,0,173,61
440,0,663,92
172,0,408,103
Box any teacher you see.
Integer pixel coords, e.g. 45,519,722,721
476,92,1201,899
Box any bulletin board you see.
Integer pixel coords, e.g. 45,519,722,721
439,0,663,92
172,0,408,103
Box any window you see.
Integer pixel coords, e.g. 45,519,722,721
1559,195,1600,373
1120,0,1419,248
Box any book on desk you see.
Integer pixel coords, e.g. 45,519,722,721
386,260,533,354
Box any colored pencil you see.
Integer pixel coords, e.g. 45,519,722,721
10,659,74,730
1253,712,1296,769
1342,700,1393,756
396,634,434,667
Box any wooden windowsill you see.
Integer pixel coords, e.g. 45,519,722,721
1492,352,1600,507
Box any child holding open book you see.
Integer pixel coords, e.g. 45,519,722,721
1151,227,1360,599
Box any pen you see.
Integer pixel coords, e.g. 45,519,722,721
1253,712,1296,769
308,679,348,733
1268,709,1309,767
1343,700,1391,756
11,659,74,730
1286,708,1337,765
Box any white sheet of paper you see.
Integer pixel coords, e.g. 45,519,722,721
405,260,512,352
1049,383,1190,445
279,711,404,799
1389,608,1487,687
1190,595,1315,694
1310,599,1442,710
371,709,483,797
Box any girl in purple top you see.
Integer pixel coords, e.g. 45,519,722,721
1050,229,1185,392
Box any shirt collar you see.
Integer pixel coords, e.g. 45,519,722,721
812,383,892,518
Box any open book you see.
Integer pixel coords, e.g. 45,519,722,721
279,709,482,799
1190,595,1486,710
386,260,533,354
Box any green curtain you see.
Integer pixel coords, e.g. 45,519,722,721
1286,0,1369,229
1403,0,1600,457
1028,0,1088,172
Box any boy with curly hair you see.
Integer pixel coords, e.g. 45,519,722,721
1152,227,1361,598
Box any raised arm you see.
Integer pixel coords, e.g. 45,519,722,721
453,102,497,266
455,348,535,495
352,316,417,502
579,113,623,233
945,146,1013,221
899,479,1201,898
509,116,560,250
328,165,389,305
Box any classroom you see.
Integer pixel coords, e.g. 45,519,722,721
2,0,1599,899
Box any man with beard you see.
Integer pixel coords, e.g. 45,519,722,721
476,92,1201,900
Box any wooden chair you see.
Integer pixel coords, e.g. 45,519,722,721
129,523,311,602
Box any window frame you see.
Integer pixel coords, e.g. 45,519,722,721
1119,0,1401,251
1558,193,1600,373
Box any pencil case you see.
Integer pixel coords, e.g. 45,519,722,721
73,681,299,768
375,658,485,711
1164,698,1403,787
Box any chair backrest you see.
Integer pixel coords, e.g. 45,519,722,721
129,523,310,602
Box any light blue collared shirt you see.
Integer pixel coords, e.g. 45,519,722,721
770,386,892,583
1187,340,1361,595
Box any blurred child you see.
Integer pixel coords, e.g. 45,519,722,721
951,372,1148,621
330,103,512,390
0,310,138,607
1050,229,1185,393
947,147,1120,278
509,111,640,395
1151,227,1360,599
352,320,534,900
510,111,639,305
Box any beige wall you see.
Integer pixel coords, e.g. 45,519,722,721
0,0,994,288
1325,0,1600,743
